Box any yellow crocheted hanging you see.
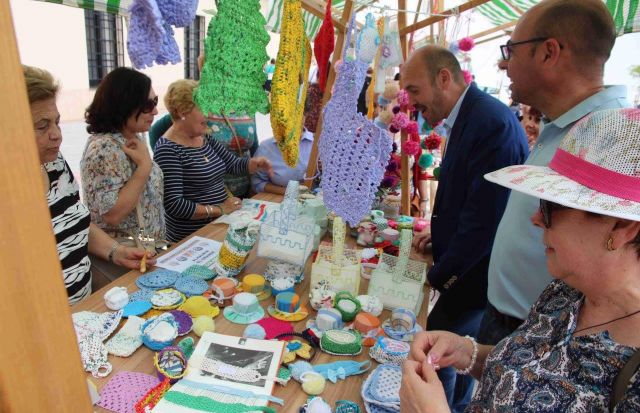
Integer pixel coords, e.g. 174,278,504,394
270,0,311,167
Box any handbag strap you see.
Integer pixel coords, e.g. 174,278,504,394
393,229,412,282
610,348,640,411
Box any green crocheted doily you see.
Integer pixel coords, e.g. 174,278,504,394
194,0,270,117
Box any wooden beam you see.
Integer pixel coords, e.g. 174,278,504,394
470,20,517,39
0,0,93,411
398,0,410,217
400,0,493,36
503,0,525,15
304,0,354,188
301,0,345,31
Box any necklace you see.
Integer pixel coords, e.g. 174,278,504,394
204,155,209,163
573,309,640,335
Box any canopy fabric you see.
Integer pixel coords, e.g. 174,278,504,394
266,0,345,38
33,0,132,15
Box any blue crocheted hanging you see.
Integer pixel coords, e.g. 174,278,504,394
155,0,198,28
127,0,181,69
319,15,392,227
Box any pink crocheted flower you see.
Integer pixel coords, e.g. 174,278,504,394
391,112,410,130
401,140,421,156
397,89,410,107
386,159,399,173
381,175,399,188
462,70,473,85
458,37,475,52
423,132,442,151
405,121,419,135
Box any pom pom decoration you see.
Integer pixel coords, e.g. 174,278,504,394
422,132,443,151
392,105,401,115
458,37,475,52
383,82,399,101
380,175,399,188
301,371,326,395
385,159,399,173
378,109,394,125
405,121,419,135
418,153,434,168
433,166,441,180
397,89,410,108
389,125,400,134
462,70,473,85
390,112,410,130
448,40,460,55
401,140,421,157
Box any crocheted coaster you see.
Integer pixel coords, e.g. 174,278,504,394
182,264,215,280
174,276,209,297
168,310,193,335
97,371,160,413
122,300,153,318
369,337,410,365
179,296,220,318
136,269,180,290
129,288,155,303
256,316,293,339
320,329,362,356
362,364,402,409
151,288,186,310
106,316,145,357
141,313,179,351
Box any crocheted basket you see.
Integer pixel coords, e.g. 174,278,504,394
270,0,312,167
310,216,361,295
257,181,314,266
368,229,426,313
154,346,187,383
141,313,179,351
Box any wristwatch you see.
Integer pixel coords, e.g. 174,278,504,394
108,242,120,263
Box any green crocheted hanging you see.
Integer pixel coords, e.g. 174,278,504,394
194,0,270,117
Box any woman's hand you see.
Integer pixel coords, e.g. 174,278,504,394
122,138,152,174
220,197,243,215
401,360,450,413
410,331,474,371
248,156,273,177
113,246,156,270
412,226,431,253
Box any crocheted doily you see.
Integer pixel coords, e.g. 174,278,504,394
97,371,160,413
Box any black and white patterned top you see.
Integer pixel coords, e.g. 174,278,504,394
154,137,249,242
44,154,92,304
468,280,640,412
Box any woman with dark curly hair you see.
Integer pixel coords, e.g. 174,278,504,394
81,67,165,243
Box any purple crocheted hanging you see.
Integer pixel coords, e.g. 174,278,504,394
127,0,165,69
155,0,198,27
319,15,392,227
155,22,181,65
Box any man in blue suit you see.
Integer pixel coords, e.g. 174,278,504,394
402,46,528,412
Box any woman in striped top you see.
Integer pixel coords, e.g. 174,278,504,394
25,66,153,304
154,80,273,242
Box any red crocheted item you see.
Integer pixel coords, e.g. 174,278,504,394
257,316,294,339
314,0,335,92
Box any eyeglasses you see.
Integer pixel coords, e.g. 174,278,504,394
141,96,158,114
500,37,548,61
539,199,569,228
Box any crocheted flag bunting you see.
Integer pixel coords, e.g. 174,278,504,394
194,0,270,117
271,0,312,167
313,0,335,92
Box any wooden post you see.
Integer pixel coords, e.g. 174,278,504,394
304,0,354,187
398,0,411,217
0,0,93,411
400,0,493,36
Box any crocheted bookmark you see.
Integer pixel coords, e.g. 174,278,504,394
313,0,335,92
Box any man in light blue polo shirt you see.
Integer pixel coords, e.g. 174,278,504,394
478,0,630,345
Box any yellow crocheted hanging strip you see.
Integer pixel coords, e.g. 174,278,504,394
270,0,312,167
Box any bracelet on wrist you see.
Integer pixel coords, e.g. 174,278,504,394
217,205,225,216
455,335,478,375
108,242,121,263
204,205,211,219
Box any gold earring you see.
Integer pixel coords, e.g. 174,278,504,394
606,237,615,251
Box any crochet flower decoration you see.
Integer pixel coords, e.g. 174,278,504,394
458,37,475,52
462,70,473,85
282,339,313,364
401,140,421,156
422,131,443,151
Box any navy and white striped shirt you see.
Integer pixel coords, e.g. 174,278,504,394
154,137,249,241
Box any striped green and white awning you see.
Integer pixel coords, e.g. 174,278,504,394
476,0,639,35
33,0,132,15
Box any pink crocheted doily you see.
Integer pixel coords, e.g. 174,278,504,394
97,371,160,413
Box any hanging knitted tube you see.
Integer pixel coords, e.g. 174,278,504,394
319,14,392,227
313,0,335,92
194,0,270,117
271,0,312,167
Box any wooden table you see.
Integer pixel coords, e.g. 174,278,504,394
74,192,431,412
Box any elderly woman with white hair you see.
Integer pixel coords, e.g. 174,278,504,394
401,108,640,412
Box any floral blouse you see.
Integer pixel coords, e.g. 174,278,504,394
80,132,165,239
468,280,640,412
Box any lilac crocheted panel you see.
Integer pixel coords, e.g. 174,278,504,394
319,16,391,227
97,371,160,413
127,0,165,69
155,0,197,27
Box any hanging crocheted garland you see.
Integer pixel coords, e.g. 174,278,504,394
270,0,312,167
313,0,335,92
194,0,270,117
319,14,392,227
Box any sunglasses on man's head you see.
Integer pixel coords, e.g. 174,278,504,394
141,96,158,114
539,199,569,228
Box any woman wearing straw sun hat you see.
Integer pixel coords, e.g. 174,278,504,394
401,109,640,412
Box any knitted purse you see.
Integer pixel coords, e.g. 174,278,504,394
319,14,392,227
194,0,270,117
310,216,361,295
270,0,312,167
313,0,335,92
213,218,261,278
257,181,315,266
368,229,427,313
